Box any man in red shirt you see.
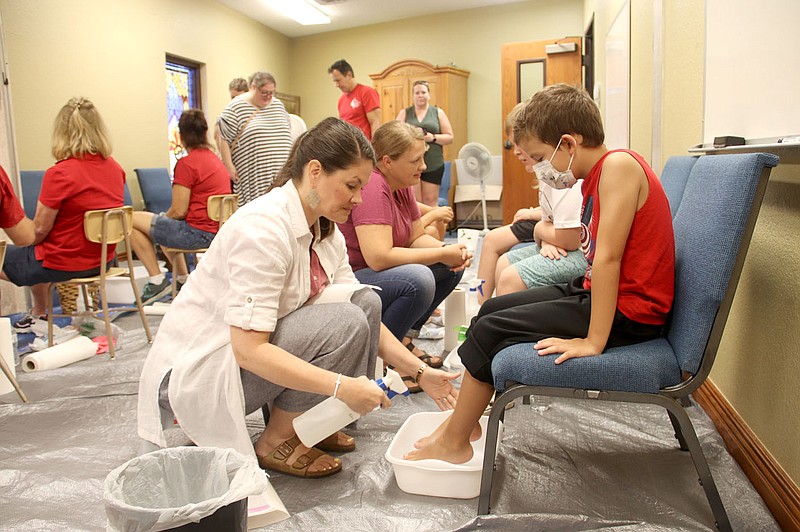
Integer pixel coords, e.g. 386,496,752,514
0,165,34,246
328,59,381,140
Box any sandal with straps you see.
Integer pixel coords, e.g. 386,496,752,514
316,431,356,453
256,435,342,478
403,339,444,368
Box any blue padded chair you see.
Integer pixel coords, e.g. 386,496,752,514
19,170,45,219
134,168,172,214
661,155,698,218
478,153,779,531
438,161,451,207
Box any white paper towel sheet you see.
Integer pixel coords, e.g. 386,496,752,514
21,335,97,372
0,318,16,395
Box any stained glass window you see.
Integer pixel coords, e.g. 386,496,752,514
165,57,200,175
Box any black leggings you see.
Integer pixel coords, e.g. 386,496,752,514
458,277,665,384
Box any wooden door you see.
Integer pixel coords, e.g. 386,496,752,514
377,78,408,124
501,37,583,224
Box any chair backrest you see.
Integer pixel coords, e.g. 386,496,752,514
207,194,238,226
134,168,172,214
438,161,451,207
19,170,45,219
665,153,778,381
0,240,6,271
660,156,698,218
84,206,134,245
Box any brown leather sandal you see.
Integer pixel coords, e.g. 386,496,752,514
403,340,444,368
316,431,356,453
256,436,342,478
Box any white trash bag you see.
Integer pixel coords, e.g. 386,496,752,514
103,447,268,532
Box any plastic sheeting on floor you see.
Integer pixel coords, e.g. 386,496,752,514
0,312,779,531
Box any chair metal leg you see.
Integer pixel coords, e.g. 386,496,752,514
663,400,731,532
667,409,689,451
478,390,515,515
46,283,56,348
98,283,116,360
0,351,28,403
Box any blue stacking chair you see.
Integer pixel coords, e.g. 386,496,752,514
134,168,172,214
478,153,779,531
438,161,451,207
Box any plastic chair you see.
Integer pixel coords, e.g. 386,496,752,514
134,168,172,214
478,153,780,531
0,240,28,403
161,194,238,298
46,206,153,360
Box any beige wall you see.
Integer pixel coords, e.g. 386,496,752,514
588,0,800,486
288,0,584,155
0,0,290,175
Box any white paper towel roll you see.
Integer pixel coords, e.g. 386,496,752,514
444,288,466,351
0,318,16,395
21,335,97,372
143,302,171,316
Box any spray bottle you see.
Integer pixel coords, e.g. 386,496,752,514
293,368,410,448
465,278,485,324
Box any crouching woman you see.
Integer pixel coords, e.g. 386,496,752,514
137,118,459,478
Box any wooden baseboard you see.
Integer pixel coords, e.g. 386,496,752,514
693,380,800,531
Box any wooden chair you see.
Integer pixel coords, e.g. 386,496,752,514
46,206,153,360
162,194,238,298
0,240,27,402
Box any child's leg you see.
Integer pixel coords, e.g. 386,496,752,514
476,225,520,303
495,258,528,296
404,371,494,463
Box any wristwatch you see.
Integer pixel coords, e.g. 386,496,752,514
431,134,436,144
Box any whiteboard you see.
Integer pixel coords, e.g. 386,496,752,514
704,0,800,144
604,1,630,150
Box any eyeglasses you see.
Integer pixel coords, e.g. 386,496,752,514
414,80,429,87
259,89,275,98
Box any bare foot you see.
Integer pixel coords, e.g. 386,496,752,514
404,435,474,464
413,417,482,449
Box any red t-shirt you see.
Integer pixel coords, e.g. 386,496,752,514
0,165,25,229
337,83,380,139
337,168,421,271
580,149,675,325
172,148,231,233
35,154,125,271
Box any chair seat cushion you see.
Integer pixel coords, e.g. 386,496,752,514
491,337,682,393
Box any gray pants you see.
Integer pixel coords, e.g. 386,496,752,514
159,288,382,418
240,288,381,415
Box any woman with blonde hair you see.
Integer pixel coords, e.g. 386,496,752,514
2,97,126,332
338,120,470,390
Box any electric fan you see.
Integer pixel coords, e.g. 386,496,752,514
456,142,494,234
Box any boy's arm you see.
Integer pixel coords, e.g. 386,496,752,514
535,153,645,364
533,221,580,251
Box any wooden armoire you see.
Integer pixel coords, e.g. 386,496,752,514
370,59,469,163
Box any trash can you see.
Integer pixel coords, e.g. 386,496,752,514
103,447,268,532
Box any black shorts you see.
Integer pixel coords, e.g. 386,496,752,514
509,219,537,242
420,165,445,185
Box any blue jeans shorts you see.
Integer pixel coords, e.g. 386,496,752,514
150,215,215,249
2,245,111,286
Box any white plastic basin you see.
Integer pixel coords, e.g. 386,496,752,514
385,410,503,499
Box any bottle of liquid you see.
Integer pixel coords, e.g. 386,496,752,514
293,368,410,448
444,326,468,370
465,282,484,324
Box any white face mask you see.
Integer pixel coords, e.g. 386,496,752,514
532,137,577,190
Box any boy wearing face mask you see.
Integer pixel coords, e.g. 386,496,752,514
405,84,675,465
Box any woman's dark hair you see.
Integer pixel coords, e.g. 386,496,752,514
271,117,375,240
178,109,210,150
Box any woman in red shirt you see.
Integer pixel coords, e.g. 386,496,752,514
1,97,125,332
128,109,231,303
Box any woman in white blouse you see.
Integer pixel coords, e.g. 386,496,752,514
138,118,459,479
